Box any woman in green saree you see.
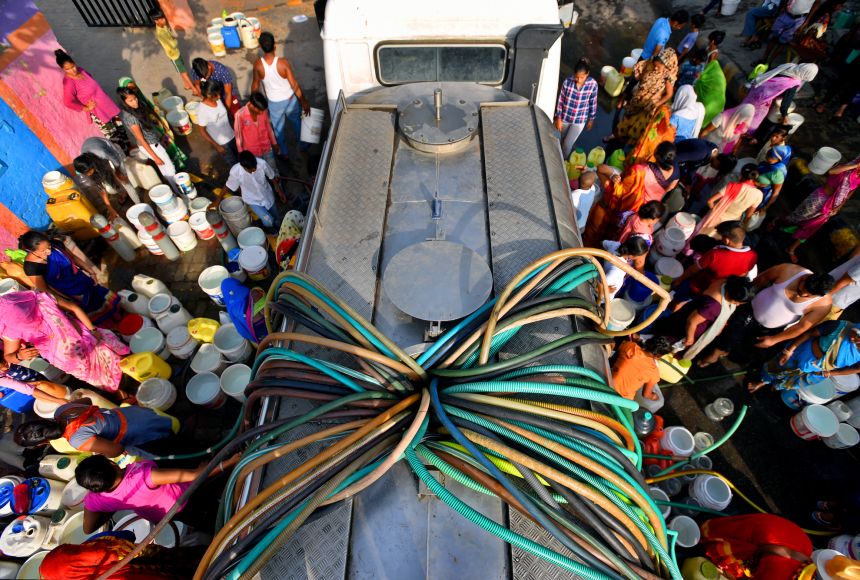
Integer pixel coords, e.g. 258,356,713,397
694,60,727,127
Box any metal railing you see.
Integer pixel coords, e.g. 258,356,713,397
71,0,157,27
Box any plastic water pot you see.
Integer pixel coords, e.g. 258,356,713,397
0,477,23,517
219,196,252,236
214,324,252,363
824,423,860,449
126,203,156,231
694,432,714,452
198,265,230,306
0,560,19,578
184,101,201,125
221,364,251,402
630,48,643,61
113,513,181,547
827,400,852,422
0,279,20,296
191,343,226,375
167,221,198,252
120,352,172,382
666,212,697,239
118,313,153,342
24,477,64,515
160,96,183,114
174,172,197,200
799,378,837,404
808,147,842,175
791,404,839,440
137,229,164,256
189,197,211,214
660,426,695,457
41,171,74,195
239,246,271,281
606,298,635,331
237,226,267,250
0,516,49,557
70,388,115,410
221,18,241,49
188,318,220,343
648,487,671,519
189,212,215,240
669,515,701,548
654,227,686,257
15,551,47,578
186,372,227,408
300,108,325,144
166,109,192,136
690,475,732,511
208,33,226,57
721,0,741,15
38,455,81,482
620,56,636,76
600,65,613,83
834,373,860,395
61,479,87,511
635,384,665,414
137,378,177,411
603,68,625,97
132,274,170,299
130,327,169,360
655,257,684,280
166,326,199,360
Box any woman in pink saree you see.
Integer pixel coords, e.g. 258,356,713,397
735,63,818,136
783,157,860,262
0,291,129,399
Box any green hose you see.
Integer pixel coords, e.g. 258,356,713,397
442,380,638,411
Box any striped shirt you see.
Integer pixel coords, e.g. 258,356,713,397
555,76,598,125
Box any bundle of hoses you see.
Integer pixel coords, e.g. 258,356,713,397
97,249,680,580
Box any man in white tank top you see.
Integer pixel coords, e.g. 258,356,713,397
700,263,833,368
251,32,310,160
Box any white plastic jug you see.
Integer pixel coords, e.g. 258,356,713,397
38,455,81,482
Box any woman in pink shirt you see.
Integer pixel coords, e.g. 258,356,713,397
234,92,280,175
56,49,129,152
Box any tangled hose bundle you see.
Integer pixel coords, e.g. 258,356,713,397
99,249,680,580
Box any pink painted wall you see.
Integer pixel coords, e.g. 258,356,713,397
0,29,101,165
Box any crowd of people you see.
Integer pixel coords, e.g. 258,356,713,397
555,6,860,404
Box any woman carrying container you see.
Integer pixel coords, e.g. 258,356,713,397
20,231,121,327
118,77,188,170
688,163,762,242
56,50,129,152
613,48,678,146
14,400,178,458
752,320,860,393
117,86,180,194
0,291,129,396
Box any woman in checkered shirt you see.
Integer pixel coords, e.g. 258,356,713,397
554,58,598,159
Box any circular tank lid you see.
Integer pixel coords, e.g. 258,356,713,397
398,90,479,154
383,241,492,322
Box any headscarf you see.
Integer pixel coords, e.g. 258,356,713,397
656,47,678,71
715,104,756,142
694,60,727,126
752,63,819,86
671,85,705,137
759,144,792,176
0,291,40,339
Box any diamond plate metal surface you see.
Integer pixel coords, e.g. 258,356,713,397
306,108,395,320
508,508,580,580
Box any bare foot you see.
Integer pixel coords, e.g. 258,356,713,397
747,381,768,393
787,251,799,264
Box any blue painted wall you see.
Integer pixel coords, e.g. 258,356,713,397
0,95,58,230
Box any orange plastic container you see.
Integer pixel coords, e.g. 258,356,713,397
45,191,99,240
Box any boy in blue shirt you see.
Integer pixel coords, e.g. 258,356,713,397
678,13,705,60
641,10,690,61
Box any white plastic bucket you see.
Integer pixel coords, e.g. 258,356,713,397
174,172,197,200
649,487,671,519
669,515,701,548
798,378,837,405
660,426,695,457
768,99,796,123
786,112,804,135
166,109,192,136
189,212,215,240
214,324,252,363
191,343,226,375
198,265,229,306
808,147,842,175
42,170,73,193
237,226,266,249
158,197,188,224
61,479,87,511
130,327,169,359
721,0,741,16
208,33,226,56
167,221,198,252
221,364,251,401
70,388,115,410
239,246,271,281
824,423,860,449
666,212,697,239
630,48,643,61
655,257,684,290
186,372,227,408
834,373,860,395
113,513,181,547
126,203,156,230
160,96,183,114
655,227,686,257
33,389,70,419
219,197,251,235
166,326,199,360
16,552,47,579
300,108,325,144
0,279,21,295
137,229,164,256
189,197,211,214
148,293,172,320
137,377,177,411
791,404,839,440
148,184,177,211
607,298,635,331
690,475,732,511
184,101,201,125
827,400,852,422
621,56,636,76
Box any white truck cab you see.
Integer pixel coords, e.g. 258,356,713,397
321,0,564,118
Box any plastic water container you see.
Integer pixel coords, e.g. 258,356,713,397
0,560,19,578
70,388,115,410
198,265,230,306
785,112,804,135
669,515,701,548
681,557,723,580
187,372,227,408
661,426,695,457
166,109,192,136
694,432,714,452
41,171,74,195
125,155,162,191
221,364,251,401
721,0,741,15
113,513,182,547
824,423,860,449
174,172,197,200
0,279,21,296
567,148,587,180
38,455,81,482
61,479,87,511
655,227,686,257
0,516,49,557
705,397,735,421
586,146,606,167
118,291,150,316
191,343,226,375
188,318,220,343
799,378,837,404
189,212,215,240
239,246,271,281
0,477,23,517
184,101,201,125
237,226,267,250
167,221,198,252
214,324,252,363
137,229,164,256
649,487,671,519
160,96,183,114
208,32,226,57
301,108,325,144
118,313,153,342
148,294,191,335
219,196,252,236
635,384,665,414
791,404,839,440
137,378,177,411
132,274,170,299
130,327,169,360
221,17,241,49
24,477,64,515
666,212,697,239
808,147,842,175
834,374,860,395
630,48,643,61
600,65,614,83
827,401,852,422
620,56,636,76
148,184,179,213
16,551,48,577
604,68,625,97
166,326,199,360
607,298,635,331
658,354,691,384
120,352,172,382
33,392,68,419
189,197,211,215
690,475,732,511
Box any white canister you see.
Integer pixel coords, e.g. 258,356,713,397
132,275,171,299
118,290,150,316
148,294,191,335
38,455,81,482
167,221,198,252
166,326,199,360
824,423,860,449
174,172,197,200
60,480,87,512
213,323,252,363
0,516,50,557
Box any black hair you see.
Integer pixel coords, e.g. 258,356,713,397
740,163,759,181
54,49,74,68
75,455,119,493
14,420,63,447
689,234,719,254
191,58,210,80
148,7,165,20
771,125,790,138
202,79,223,100
239,151,258,170
690,13,706,29
74,152,122,191
654,141,677,170
716,220,746,245
724,275,756,303
715,154,737,175
638,201,666,221
671,9,690,24
618,236,650,257
690,47,708,63
805,273,835,296
117,86,158,134
573,58,591,75
249,92,268,110
709,30,726,45
259,32,275,53
643,336,674,357
17,231,50,253
73,154,95,175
